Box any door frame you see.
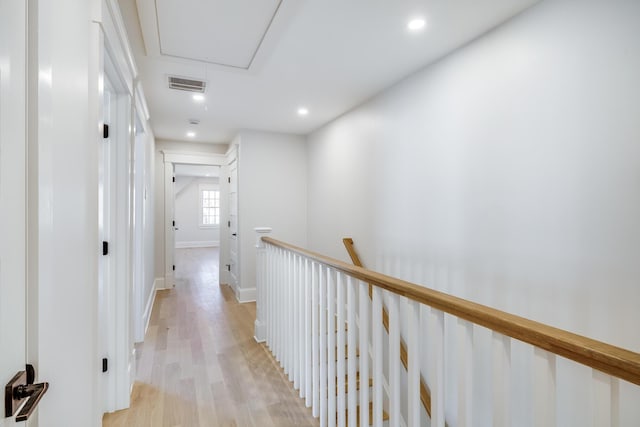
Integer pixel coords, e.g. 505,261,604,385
161,151,226,288
1,1,28,425
98,0,143,414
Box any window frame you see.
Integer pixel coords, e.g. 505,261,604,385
199,183,220,228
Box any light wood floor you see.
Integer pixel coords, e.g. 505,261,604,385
103,247,318,427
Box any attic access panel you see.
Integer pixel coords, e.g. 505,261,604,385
155,0,282,69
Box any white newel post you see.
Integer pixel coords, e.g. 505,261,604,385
254,226,272,342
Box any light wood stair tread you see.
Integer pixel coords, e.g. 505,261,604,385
340,401,389,426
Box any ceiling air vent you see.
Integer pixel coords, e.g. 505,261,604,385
168,76,206,93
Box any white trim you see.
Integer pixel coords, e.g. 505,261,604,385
135,80,150,122
175,240,220,249
163,151,226,290
162,150,226,166
142,287,156,338
154,277,167,290
254,319,266,343
236,287,256,303
99,0,137,95
164,163,175,288
199,184,220,227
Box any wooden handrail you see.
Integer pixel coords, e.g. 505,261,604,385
262,236,640,386
343,238,433,417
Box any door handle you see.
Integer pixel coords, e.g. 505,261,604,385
5,364,49,422
232,233,237,236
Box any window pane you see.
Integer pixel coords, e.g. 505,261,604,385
201,189,220,225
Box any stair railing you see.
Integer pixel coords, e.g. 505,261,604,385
343,237,433,420
254,230,640,427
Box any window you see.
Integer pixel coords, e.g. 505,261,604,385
200,186,219,227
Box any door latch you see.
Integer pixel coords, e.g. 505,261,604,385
4,364,49,422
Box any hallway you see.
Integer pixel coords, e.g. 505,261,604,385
103,248,318,426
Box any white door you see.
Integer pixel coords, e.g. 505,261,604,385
0,0,29,425
228,158,239,290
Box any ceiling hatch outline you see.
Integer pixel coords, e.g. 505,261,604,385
153,0,283,70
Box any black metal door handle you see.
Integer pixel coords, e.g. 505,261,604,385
232,233,237,236
5,364,49,422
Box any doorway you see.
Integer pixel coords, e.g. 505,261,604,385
173,164,222,249
160,151,225,289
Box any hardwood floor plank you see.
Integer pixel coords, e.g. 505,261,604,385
103,247,318,427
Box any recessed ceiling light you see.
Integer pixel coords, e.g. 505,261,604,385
186,131,196,138
407,18,426,31
192,94,205,102
297,107,309,116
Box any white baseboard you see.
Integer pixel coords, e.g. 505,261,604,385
142,287,157,337
175,240,219,249
154,277,167,290
236,287,256,303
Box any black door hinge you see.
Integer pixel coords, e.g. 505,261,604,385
103,124,109,139
226,264,231,272
228,220,231,227
228,177,231,183
172,176,175,182
102,358,108,373
172,265,175,271
172,220,175,227
102,241,109,256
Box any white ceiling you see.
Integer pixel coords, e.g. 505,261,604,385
119,0,539,144
155,0,282,68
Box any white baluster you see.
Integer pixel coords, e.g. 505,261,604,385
312,262,319,417
300,256,306,398
279,249,285,364
293,254,299,388
305,258,312,407
388,292,400,426
281,251,291,380
347,276,357,427
492,332,511,427
269,246,278,354
320,266,328,427
533,348,556,427
336,273,346,427
328,269,336,427
430,308,445,427
372,287,384,427
407,300,420,427
288,251,294,379
456,318,474,427
297,255,304,396
274,248,280,362
264,244,270,346
288,254,292,366
276,248,282,362
359,281,370,427
611,377,620,427
592,371,619,427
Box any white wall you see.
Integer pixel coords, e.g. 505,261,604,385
174,177,220,247
307,1,640,424
232,130,307,301
154,140,228,282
